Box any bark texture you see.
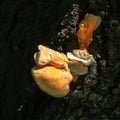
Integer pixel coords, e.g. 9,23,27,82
0,0,120,120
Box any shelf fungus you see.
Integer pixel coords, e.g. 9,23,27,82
32,65,73,97
32,45,77,98
77,13,102,49
34,45,68,69
67,50,96,75
31,13,101,98
31,45,96,97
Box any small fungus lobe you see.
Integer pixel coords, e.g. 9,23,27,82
77,14,102,49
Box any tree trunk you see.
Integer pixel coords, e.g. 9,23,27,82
0,0,120,120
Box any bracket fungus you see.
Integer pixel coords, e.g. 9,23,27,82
34,45,68,69
67,50,96,75
31,13,102,98
32,45,77,97
31,65,73,97
31,45,95,97
77,13,102,49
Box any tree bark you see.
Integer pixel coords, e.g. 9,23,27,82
0,0,120,120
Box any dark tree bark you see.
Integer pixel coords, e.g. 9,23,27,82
0,0,120,120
